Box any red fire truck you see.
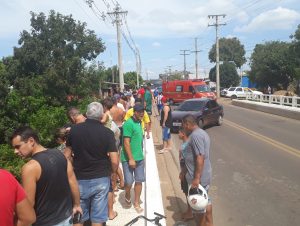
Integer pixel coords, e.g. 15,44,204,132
162,79,216,104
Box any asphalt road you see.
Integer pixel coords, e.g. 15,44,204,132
153,99,300,226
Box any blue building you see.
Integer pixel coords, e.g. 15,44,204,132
241,75,257,88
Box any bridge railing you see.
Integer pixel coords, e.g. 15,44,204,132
245,94,300,108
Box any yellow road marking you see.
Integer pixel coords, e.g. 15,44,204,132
224,119,300,158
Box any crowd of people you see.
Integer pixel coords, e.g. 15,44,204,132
0,83,214,226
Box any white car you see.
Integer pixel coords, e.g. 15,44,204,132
225,87,263,99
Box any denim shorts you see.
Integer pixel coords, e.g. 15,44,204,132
162,127,171,141
122,160,145,185
78,177,110,223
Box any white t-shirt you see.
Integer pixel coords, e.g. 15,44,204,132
130,96,135,107
117,103,125,112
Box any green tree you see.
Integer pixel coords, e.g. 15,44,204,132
0,61,9,106
209,37,246,68
249,41,295,89
5,10,105,105
0,144,26,181
209,62,240,87
124,71,143,89
290,24,300,94
169,73,183,81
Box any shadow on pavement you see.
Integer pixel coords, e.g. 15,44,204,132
165,196,195,226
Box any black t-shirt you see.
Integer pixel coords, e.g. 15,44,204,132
66,119,117,180
160,105,172,128
32,149,72,226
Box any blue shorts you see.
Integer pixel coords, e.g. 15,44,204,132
157,104,163,111
78,177,110,223
122,160,145,185
162,127,171,141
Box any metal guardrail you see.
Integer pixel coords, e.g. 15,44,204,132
245,94,300,108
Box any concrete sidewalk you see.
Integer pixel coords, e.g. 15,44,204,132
106,132,166,226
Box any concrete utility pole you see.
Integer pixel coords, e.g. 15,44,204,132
135,48,141,88
108,4,128,92
208,14,226,98
192,38,201,79
146,69,149,81
180,50,190,80
166,65,172,80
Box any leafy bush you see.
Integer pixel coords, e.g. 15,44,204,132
29,106,68,147
0,144,25,182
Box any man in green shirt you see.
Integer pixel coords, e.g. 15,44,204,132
144,84,153,115
121,103,145,213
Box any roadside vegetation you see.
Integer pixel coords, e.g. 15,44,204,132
208,25,300,94
0,11,142,180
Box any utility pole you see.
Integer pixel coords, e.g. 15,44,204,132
180,50,190,79
109,51,115,83
240,66,243,86
166,65,172,81
108,4,128,92
192,38,201,79
134,48,141,88
208,14,226,98
146,69,149,81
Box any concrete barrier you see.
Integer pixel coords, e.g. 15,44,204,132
232,100,300,120
145,133,166,226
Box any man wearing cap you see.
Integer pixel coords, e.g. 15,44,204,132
124,98,150,139
121,103,145,214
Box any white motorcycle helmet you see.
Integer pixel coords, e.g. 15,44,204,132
187,184,208,211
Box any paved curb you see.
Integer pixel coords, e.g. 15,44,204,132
232,100,300,120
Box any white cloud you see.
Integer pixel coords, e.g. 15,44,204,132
152,42,161,47
235,7,300,33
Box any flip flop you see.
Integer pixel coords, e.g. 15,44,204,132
125,197,132,207
134,205,144,214
109,211,118,220
118,184,125,190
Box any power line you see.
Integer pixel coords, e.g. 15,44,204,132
123,17,142,87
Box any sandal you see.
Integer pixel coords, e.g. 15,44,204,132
125,197,132,207
158,148,167,154
109,211,118,220
134,205,144,214
118,184,125,190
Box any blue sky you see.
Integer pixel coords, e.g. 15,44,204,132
1,0,300,80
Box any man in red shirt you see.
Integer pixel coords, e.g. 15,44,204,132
137,86,145,99
0,169,36,226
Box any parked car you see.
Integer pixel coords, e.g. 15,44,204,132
162,79,216,105
225,87,263,99
220,88,228,97
171,98,224,132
